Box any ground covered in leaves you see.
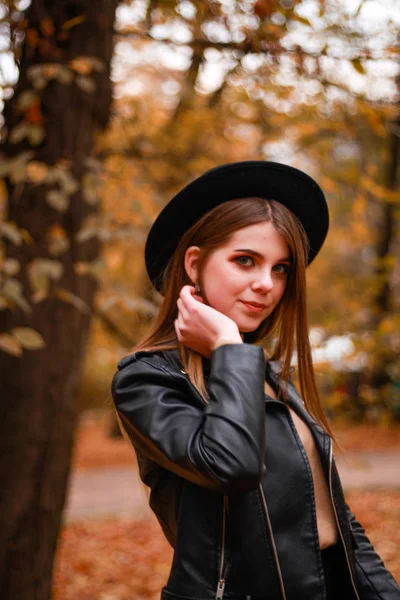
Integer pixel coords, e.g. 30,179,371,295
54,491,400,600
53,414,400,599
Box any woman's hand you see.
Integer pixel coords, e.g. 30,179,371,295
175,285,242,357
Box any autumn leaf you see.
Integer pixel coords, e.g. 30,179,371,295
46,190,69,212
254,0,276,20
11,327,45,350
69,57,93,75
26,28,39,48
27,258,64,294
56,67,74,86
28,125,45,146
9,123,31,144
2,258,20,276
292,14,312,27
56,288,90,313
0,333,22,356
40,18,55,37
0,222,24,245
351,58,366,75
76,76,96,93
16,90,40,112
62,16,87,30
47,224,70,256
26,161,48,184
25,101,44,126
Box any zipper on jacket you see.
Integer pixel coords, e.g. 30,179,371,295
328,441,361,600
259,483,287,600
215,495,228,600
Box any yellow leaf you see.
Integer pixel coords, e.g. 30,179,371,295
28,126,45,146
46,189,69,212
55,288,90,313
292,14,312,27
40,18,55,37
62,15,87,30
0,333,22,356
0,222,23,245
31,290,48,303
74,261,90,275
351,58,366,75
20,228,35,245
378,317,396,335
12,327,45,350
16,90,39,111
2,278,31,313
76,75,96,93
2,258,20,275
26,161,48,184
47,224,70,256
27,258,64,293
69,57,92,75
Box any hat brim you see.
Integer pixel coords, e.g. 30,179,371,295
145,161,329,291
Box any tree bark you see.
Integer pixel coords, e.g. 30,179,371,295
369,77,400,398
373,111,400,315
0,1,118,598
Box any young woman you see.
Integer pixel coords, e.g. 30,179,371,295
112,161,400,600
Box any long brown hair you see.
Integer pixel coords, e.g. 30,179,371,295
133,197,333,437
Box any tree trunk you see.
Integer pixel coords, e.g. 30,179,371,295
373,111,400,315
0,1,118,598
369,87,400,399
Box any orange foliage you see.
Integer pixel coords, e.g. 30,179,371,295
24,100,44,124
54,492,399,599
54,416,400,599
72,414,136,471
54,517,173,600
346,490,400,581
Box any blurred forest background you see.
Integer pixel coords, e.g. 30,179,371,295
0,0,399,599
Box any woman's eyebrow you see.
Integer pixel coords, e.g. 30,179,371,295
233,248,291,262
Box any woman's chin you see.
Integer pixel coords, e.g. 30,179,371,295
239,327,260,334
236,319,264,334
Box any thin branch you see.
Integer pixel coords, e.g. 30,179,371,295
94,307,136,348
114,28,397,62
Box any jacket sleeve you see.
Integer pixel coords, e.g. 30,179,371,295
112,343,266,493
346,506,400,599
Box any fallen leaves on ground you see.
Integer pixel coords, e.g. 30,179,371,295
334,422,400,451
72,412,136,470
346,490,400,582
72,412,400,471
54,516,172,600
55,490,399,599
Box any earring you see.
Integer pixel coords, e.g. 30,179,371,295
194,282,201,295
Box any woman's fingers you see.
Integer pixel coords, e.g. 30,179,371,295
180,285,204,310
177,297,189,320
174,318,183,342
180,285,197,305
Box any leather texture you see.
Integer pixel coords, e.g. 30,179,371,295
112,344,400,600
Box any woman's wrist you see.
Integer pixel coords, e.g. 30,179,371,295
213,335,243,351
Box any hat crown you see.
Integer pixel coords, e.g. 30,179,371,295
145,161,329,292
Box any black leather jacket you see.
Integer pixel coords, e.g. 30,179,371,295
112,344,400,600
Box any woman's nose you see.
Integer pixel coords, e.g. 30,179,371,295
251,270,273,293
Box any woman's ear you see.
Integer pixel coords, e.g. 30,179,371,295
184,246,201,285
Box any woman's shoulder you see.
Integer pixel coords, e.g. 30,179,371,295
111,348,185,404
116,347,182,377
111,348,206,410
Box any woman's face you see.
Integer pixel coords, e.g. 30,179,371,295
196,221,291,333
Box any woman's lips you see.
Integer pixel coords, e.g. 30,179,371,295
240,300,268,313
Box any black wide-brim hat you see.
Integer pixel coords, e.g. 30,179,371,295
145,161,329,291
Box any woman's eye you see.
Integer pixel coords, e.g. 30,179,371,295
235,256,254,267
274,263,290,275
